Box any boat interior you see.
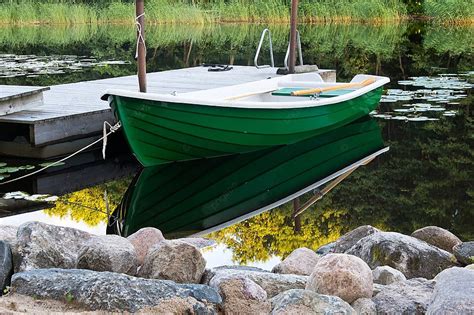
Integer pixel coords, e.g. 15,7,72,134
180,72,389,105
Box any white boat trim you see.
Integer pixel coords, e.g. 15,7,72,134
103,73,390,109
190,146,390,237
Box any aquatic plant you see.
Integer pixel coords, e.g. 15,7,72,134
0,0,409,25
424,0,474,24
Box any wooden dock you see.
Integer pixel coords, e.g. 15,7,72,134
0,66,335,159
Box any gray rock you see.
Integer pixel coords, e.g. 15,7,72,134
466,264,474,270
178,237,216,249
76,235,138,275
427,267,474,314
372,283,385,297
210,275,271,314
315,242,335,255
372,266,406,285
0,225,18,247
411,226,462,253
346,232,457,279
351,298,376,315
0,241,13,294
306,253,373,304
372,278,435,314
12,268,221,312
270,289,355,314
333,225,380,253
139,240,206,284
272,247,320,276
453,242,474,265
14,221,92,272
203,266,307,298
127,227,165,266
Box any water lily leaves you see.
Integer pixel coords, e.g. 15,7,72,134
2,191,58,202
1,54,130,79
0,163,6,167
375,73,469,122
38,161,66,168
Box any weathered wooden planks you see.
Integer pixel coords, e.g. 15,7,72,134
0,86,50,116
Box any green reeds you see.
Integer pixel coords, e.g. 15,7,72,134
424,0,474,24
0,0,409,25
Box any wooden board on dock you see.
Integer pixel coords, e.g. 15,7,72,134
0,66,336,158
0,86,50,116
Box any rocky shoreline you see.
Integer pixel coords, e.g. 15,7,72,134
0,222,473,314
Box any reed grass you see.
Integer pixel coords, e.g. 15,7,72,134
424,0,474,25
1,0,472,25
0,0,409,25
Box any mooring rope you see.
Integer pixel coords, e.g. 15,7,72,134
135,12,146,59
0,121,121,186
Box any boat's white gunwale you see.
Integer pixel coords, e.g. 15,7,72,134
103,74,389,110
190,146,390,237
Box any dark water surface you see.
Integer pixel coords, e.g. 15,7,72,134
0,23,472,268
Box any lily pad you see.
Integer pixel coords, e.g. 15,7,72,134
0,163,6,167
38,161,66,168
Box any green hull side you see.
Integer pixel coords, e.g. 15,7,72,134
115,118,385,237
110,87,383,166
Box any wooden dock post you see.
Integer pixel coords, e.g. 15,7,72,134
136,0,147,93
288,0,299,74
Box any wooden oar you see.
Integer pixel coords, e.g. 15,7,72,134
290,78,376,96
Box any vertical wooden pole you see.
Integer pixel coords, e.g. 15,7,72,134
136,0,147,92
288,0,299,74
293,197,301,233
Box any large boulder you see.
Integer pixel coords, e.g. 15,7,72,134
210,275,271,314
411,226,461,253
14,222,92,272
11,268,221,312
427,267,474,313
203,266,308,298
332,225,380,253
139,240,206,284
272,248,320,276
0,225,18,248
127,227,164,266
346,232,457,279
178,237,216,249
0,241,13,294
372,266,406,285
270,289,355,314
76,235,138,275
351,298,376,315
372,278,435,314
315,242,335,255
453,242,474,265
306,253,373,304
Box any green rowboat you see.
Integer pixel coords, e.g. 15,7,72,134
108,118,388,238
103,73,389,166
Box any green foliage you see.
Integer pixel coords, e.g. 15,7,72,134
44,177,132,227
0,0,408,25
424,0,474,24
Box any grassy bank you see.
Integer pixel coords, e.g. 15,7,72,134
0,0,407,25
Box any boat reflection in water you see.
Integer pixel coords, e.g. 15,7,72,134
108,117,388,238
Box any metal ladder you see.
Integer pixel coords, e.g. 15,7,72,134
254,28,303,69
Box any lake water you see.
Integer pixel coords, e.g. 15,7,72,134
0,23,472,269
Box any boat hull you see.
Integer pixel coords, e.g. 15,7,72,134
110,87,382,166
109,118,387,237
